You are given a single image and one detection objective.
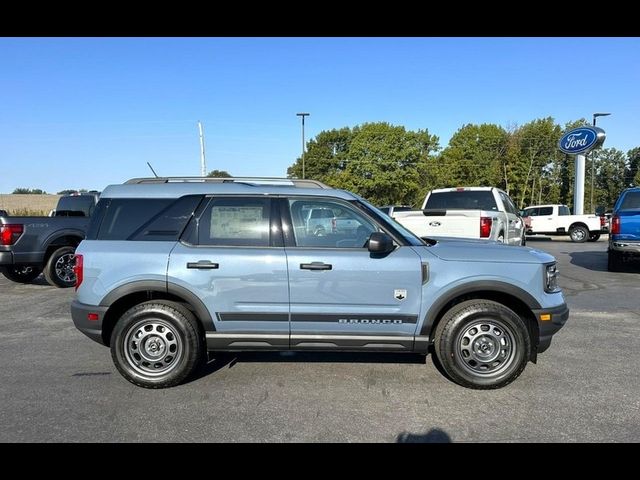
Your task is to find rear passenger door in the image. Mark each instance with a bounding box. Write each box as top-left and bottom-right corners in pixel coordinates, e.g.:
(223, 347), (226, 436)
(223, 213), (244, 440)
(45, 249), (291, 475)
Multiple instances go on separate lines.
(167, 196), (290, 350)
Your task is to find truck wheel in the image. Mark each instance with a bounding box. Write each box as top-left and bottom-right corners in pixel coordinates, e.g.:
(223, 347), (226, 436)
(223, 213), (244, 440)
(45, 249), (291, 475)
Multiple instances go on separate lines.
(587, 233), (601, 242)
(433, 299), (530, 390)
(521, 233), (526, 246)
(1, 265), (42, 283)
(111, 300), (204, 389)
(607, 250), (623, 272)
(43, 246), (77, 288)
(497, 233), (504, 243)
(569, 225), (588, 243)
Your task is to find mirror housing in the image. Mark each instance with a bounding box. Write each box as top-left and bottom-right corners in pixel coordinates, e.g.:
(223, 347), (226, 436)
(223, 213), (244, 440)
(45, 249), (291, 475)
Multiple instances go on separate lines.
(368, 232), (394, 254)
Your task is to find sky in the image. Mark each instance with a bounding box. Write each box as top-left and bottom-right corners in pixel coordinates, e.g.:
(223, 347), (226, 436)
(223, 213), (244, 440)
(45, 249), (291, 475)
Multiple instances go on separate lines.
(0, 37), (638, 193)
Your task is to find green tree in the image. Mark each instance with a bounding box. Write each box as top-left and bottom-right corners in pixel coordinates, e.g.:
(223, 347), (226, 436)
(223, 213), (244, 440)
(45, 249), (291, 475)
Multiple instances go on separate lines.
(627, 147), (640, 187)
(438, 123), (509, 190)
(12, 188), (47, 194)
(287, 127), (352, 181)
(287, 123), (438, 206)
(592, 148), (628, 209)
(206, 170), (232, 178)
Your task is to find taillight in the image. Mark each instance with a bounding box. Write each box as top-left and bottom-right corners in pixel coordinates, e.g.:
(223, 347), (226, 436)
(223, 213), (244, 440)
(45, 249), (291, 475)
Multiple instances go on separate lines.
(74, 254), (83, 290)
(611, 215), (620, 234)
(480, 217), (492, 238)
(600, 216), (606, 228)
(0, 224), (23, 245)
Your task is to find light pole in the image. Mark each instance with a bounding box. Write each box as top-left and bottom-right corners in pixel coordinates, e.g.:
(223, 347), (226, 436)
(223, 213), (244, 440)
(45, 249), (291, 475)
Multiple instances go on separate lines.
(296, 113), (309, 179)
(590, 113), (611, 211)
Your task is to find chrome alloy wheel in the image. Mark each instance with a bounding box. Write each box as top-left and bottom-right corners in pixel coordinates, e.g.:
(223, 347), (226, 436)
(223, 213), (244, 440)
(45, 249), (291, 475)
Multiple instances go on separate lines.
(124, 319), (183, 376)
(455, 320), (516, 376)
(54, 253), (76, 283)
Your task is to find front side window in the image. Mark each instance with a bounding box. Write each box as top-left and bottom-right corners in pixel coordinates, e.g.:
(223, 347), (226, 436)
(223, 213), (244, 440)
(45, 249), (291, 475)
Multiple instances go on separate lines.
(287, 198), (377, 248)
(197, 197), (271, 247)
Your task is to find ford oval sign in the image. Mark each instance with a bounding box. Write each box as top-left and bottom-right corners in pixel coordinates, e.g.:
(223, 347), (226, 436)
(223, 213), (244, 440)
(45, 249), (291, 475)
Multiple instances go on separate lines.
(558, 126), (606, 155)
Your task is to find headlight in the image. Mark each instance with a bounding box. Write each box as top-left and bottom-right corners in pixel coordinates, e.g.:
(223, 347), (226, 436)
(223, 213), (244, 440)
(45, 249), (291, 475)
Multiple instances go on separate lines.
(544, 263), (560, 293)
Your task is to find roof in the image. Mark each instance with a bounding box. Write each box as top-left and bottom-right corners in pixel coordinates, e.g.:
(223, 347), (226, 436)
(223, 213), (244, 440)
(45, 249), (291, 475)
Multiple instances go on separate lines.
(100, 177), (357, 200)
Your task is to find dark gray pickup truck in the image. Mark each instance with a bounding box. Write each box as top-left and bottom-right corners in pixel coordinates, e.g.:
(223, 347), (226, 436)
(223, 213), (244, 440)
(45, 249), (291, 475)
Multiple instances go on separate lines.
(0, 192), (99, 287)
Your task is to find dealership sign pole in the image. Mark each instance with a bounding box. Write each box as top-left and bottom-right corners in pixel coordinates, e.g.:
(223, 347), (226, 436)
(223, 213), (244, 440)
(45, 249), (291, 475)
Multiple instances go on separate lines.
(558, 126), (606, 215)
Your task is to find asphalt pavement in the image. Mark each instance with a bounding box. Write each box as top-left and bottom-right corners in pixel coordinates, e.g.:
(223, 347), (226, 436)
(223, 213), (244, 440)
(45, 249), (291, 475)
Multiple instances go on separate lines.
(0, 237), (638, 442)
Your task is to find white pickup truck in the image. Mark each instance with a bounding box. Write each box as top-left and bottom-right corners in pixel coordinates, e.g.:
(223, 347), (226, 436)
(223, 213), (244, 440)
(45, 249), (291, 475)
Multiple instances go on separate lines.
(521, 204), (605, 242)
(392, 187), (525, 245)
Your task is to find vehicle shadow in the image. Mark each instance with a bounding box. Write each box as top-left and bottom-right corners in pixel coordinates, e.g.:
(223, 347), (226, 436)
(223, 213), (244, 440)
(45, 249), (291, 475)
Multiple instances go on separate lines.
(396, 428), (452, 443)
(187, 351), (427, 384)
(525, 236), (553, 242)
(568, 251), (609, 272)
(569, 251), (640, 273)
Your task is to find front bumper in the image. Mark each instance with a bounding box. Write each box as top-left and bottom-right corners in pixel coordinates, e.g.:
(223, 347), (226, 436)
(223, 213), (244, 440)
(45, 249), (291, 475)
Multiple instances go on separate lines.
(532, 303), (569, 354)
(71, 299), (108, 345)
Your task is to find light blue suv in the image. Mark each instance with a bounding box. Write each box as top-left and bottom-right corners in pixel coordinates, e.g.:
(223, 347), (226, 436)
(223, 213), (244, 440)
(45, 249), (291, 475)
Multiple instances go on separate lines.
(71, 177), (569, 389)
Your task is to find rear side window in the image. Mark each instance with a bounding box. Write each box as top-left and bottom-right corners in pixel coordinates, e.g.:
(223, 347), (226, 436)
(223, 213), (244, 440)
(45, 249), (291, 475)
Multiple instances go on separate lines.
(558, 206), (571, 216)
(425, 191), (498, 211)
(94, 199), (173, 240)
(55, 195), (96, 217)
(196, 197), (271, 247)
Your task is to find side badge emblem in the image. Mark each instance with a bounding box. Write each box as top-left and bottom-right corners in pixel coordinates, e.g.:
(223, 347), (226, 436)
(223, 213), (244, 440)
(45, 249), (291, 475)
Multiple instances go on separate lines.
(394, 289), (407, 301)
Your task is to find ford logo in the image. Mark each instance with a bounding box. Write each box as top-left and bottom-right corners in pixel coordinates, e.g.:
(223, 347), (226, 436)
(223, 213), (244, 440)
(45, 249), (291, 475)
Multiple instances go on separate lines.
(429, 221), (441, 227)
(558, 126), (605, 155)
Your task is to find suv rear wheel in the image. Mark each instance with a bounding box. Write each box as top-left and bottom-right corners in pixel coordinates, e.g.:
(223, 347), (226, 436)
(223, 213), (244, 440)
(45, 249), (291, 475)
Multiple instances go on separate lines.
(111, 300), (204, 388)
(433, 299), (530, 389)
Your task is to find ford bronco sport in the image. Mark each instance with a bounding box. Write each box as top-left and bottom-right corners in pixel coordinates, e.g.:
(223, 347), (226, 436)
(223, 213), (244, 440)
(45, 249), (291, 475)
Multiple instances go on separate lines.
(71, 177), (568, 389)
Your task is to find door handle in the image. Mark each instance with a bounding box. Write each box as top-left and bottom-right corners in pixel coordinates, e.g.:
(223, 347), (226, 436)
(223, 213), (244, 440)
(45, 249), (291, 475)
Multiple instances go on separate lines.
(187, 261), (219, 269)
(300, 262), (332, 271)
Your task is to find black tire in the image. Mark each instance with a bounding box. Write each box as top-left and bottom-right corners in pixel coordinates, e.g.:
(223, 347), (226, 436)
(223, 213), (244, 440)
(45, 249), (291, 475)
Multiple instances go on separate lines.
(587, 233), (601, 242)
(111, 300), (204, 388)
(433, 299), (530, 390)
(607, 250), (623, 272)
(1, 265), (42, 283)
(521, 233), (526, 246)
(569, 225), (588, 243)
(497, 232), (504, 243)
(43, 246), (77, 288)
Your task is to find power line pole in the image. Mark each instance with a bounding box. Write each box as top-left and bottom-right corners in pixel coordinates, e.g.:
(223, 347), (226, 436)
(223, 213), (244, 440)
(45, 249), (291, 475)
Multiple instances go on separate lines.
(296, 113), (309, 179)
(198, 120), (207, 177)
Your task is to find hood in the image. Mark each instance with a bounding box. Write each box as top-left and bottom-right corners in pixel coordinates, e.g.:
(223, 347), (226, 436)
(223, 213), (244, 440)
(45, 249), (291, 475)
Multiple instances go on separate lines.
(422, 238), (555, 264)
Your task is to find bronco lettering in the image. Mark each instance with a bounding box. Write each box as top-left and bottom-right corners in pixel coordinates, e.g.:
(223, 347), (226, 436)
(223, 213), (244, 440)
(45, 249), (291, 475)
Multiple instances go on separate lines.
(338, 318), (403, 324)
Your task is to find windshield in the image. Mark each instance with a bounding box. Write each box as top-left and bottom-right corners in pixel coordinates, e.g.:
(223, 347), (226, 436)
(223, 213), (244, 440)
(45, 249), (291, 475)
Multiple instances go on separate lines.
(354, 197), (426, 246)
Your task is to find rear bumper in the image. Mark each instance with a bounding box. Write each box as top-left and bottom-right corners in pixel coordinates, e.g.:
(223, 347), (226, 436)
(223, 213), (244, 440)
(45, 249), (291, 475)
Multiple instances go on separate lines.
(0, 251), (12, 265)
(609, 240), (640, 255)
(0, 250), (44, 266)
(71, 299), (108, 345)
(532, 303), (569, 354)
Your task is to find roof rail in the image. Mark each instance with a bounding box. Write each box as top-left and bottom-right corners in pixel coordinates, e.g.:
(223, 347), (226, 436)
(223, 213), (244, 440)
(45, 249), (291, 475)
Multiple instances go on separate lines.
(124, 177), (330, 189)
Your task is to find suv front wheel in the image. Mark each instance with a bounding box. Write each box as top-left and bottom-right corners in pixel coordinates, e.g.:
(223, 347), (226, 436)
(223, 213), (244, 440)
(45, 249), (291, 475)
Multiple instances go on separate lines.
(433, 300), (530, 389)
(111, 300), (204, 388)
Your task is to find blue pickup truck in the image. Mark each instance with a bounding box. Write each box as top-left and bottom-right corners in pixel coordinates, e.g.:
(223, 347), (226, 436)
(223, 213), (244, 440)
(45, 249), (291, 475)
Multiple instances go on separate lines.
(608, 187), (640, 271)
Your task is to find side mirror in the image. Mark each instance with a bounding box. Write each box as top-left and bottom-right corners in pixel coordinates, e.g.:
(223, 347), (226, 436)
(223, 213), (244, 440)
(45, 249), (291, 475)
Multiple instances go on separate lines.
(368, 232), (394, 254)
